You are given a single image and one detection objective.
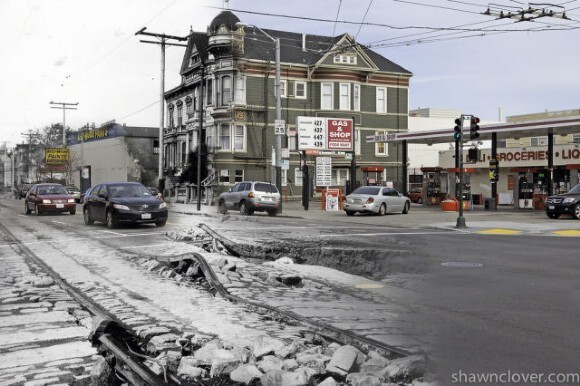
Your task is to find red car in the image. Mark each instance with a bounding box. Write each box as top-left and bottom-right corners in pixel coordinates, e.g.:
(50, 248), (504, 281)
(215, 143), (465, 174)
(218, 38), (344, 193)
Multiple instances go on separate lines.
(25, 183), (77, 216)
(406, 189), (423, 204)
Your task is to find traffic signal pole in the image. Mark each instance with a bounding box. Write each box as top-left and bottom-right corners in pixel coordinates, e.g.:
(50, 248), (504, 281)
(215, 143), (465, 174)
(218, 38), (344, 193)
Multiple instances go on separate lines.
(454, 115), (472, 229)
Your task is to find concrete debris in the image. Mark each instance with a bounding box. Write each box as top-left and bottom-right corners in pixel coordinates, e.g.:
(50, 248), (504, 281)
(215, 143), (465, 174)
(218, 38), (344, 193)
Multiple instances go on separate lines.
(275, 341), (304, 359)
(249, 335), (286, 358)
(190, 333), (216, 348)
(230, 364), (264, 384)
(345, 373), (383, 386)
(326, 345), (359, 376)
(210, 357), (244, 378)
(32, 277), (54, 288)
(177, 357), (207, 380)
(264, 256), (294, 265)
(146, 333), (180, 354)
(90, 357), (116, 384)
(257, 355), (284, 372)
(295, 352), (331, 368)
(318, 376), (339, 386)
(380, 355), (428, 383)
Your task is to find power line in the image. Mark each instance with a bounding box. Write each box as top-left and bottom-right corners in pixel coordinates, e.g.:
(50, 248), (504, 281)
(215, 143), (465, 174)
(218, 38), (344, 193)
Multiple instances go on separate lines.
(355, 0), (375, 39)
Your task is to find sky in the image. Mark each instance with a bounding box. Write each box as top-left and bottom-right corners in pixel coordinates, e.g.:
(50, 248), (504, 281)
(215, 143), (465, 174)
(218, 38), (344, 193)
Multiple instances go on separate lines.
(1, 0), (579, 147)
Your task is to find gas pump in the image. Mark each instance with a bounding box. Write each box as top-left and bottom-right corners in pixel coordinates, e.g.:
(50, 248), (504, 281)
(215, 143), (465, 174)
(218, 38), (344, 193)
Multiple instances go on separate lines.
(518, 175), (533, 209)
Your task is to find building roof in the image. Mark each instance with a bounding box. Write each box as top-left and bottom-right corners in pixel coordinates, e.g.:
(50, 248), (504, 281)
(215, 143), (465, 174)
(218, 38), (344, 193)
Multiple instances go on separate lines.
(208, 10), (240, 33)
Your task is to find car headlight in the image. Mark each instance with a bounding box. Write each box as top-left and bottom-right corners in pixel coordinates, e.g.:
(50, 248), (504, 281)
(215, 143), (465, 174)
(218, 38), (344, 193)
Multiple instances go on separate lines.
(68, 199), (75, 203)
(563, 198), (576, 203)
(159, 202), (167, 209)
(42, 199), (51, 204)
(113, 204), (130, 210)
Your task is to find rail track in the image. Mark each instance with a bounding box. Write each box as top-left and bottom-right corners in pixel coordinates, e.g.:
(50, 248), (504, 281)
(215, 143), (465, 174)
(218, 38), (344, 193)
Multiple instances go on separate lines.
(0, 201), (425, 385)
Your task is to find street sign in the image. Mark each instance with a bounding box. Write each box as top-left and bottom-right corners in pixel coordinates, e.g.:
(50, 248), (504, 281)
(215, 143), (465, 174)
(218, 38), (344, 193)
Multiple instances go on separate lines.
(297, 116), (353, 151)
(274, 119), (286, 135)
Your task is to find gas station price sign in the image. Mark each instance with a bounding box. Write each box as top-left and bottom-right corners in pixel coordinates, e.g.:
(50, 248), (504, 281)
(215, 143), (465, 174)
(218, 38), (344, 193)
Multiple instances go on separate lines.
(297, 116), (353, 151)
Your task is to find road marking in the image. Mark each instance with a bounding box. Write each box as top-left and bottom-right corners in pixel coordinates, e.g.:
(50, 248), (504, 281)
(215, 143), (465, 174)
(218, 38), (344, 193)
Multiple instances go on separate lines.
(552, 230), (580, 237)
(101, 230), (125, 236)
(52, 221), (67, 225)
(475, 228), (523, 235)
(323, 231), (454, 237)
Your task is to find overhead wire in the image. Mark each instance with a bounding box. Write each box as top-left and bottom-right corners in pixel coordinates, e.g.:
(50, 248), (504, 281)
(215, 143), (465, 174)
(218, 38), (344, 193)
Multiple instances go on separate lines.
(332, 0), (343, 37)
(355, 0), (375, 39)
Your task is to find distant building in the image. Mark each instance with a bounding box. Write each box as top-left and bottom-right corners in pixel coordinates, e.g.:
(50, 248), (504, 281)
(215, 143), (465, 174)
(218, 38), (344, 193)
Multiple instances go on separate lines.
(0, 144), (13, 189)
(67, 122), (159, 191)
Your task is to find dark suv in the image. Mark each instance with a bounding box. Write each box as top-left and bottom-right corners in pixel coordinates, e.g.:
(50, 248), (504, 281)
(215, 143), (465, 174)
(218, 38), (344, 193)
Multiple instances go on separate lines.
(217, 181), (280, 216)
(545, 183), (580, 219)
(82, 182), (168, 228)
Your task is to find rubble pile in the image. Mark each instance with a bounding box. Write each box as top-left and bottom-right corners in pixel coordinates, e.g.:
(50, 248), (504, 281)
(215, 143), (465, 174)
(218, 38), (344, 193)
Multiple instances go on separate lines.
(144, 331), (432, 385)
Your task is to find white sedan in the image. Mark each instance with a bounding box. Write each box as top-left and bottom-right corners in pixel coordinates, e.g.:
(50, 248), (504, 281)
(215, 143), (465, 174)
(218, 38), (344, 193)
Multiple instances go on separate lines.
(344, 186), (411, 216)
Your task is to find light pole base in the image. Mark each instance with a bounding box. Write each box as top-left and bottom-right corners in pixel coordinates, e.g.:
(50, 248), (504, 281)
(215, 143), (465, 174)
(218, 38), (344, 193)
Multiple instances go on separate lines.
(455, 216), (467, 229)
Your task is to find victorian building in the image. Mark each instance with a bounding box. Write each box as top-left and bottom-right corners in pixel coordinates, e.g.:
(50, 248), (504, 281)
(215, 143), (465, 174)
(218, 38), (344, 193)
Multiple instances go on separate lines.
(164, 10), (412, 201)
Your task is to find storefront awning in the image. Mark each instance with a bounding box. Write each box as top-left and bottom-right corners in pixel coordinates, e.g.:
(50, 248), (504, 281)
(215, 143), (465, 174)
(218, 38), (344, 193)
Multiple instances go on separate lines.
(361, 166), (384, 172)
(565, 164), (580, 170)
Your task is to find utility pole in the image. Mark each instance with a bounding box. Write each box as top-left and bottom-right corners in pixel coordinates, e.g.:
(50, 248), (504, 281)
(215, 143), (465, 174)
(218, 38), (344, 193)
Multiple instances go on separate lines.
(49, 101), (78, 146)
(21, 130), (41, 183)
(135, 27), (188, 192)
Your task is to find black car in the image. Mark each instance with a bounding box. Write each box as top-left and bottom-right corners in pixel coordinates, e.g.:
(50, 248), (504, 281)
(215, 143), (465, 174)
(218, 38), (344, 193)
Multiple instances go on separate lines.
(545, 183), (580, 219)
(82, 182), (168, 228)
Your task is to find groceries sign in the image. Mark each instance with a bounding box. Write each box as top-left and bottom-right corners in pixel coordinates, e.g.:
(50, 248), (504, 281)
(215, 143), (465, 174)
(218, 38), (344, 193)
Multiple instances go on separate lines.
(297, 116), (353, 151)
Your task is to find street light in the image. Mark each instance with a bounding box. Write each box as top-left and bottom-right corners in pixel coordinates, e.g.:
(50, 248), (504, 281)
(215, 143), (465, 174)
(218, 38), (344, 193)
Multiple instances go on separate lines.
(236, 22), (282, 212)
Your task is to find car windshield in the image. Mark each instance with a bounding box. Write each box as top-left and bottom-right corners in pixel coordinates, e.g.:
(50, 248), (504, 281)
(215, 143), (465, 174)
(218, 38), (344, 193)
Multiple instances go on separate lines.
(352, 186), (381, 196)
(255, 183), (278, 193)
(38, 185), (68, 195)
(568, 183), (580, 194)
(108, 184), (152, 198)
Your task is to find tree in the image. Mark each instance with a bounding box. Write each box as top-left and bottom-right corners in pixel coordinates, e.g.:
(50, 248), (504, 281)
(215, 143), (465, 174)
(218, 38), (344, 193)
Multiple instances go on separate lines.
(180, 144), (209, 185)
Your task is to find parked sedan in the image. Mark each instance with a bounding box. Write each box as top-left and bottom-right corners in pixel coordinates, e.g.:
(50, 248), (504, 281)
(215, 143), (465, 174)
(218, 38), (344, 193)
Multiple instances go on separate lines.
(545, 183), (580, 219)
(82, 182), (168, 228)
(344, 186), (411, 216)
(24, 183), (76, 216)
(65, 186), (81, 203)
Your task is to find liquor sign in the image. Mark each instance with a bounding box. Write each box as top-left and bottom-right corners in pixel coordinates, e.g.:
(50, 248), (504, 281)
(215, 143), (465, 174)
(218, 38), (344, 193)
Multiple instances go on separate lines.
(45, 148), (70, 165)
(297, 116), (353, 151)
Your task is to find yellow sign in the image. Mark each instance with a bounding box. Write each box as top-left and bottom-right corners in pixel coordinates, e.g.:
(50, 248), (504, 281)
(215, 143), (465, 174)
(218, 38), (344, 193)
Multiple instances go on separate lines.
(45, 148), (70, 165)
(77, 128), (109, 142)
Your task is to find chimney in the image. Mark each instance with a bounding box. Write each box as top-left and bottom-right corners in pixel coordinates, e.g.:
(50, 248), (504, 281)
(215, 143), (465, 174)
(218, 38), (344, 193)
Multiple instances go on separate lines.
(302, 33), (306, 51)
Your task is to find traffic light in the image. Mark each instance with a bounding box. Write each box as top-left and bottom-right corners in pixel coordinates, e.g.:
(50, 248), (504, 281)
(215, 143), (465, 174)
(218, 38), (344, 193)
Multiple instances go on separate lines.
(470, 116), (480, 140)
(467, 147), (479, 163)
(453, 118), (462, 141)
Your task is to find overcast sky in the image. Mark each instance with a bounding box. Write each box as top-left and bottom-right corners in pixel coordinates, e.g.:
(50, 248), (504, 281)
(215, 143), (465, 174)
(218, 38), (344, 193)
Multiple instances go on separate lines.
(1, 0), (579, 147)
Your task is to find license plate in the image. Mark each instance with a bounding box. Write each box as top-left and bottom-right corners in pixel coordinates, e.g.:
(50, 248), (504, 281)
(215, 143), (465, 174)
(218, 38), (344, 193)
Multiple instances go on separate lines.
(141, 213), (152, 219)
(548, 205), (555, 210)
(262, 197), (273, 202)
(56, 204), (64, 208)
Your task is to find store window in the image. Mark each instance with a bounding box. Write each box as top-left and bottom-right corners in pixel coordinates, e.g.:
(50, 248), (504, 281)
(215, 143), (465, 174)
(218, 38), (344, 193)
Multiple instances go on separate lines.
(332, 169), (349, 186)
(295, 168), (303, 186)
(531, 136), (548, 146)
(321, 83), (333, 109)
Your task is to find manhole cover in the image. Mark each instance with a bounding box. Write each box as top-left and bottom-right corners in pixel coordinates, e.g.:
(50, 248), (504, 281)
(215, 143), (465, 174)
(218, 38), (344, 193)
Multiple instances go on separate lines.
(441, 262), (484, 268)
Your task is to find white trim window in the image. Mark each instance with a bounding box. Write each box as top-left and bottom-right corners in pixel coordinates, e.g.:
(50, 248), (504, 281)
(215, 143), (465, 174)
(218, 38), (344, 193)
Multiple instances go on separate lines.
(376, 87), (387, 114)
(206, 126), (215, 149)
(279, 80), (288, 98)
(219, 169), (230, 184)
(573, 133), (580, 144)
(206, 78), (213, 105)
(281, 169), (288, 187)
(294, 168), (303, 186)
(233, 75), (246, 104)
(221, 75), (231, 106)
(375, 131), (389, 156)
(339, 83), (351, 110)
(353, 84), (360, 111)
(355, 129), (361, 155)
(295, 81), (307, 99)
(332, 168), (349, 186)
(218, 125), (230, 151)
(233, 124), (246, 152)
(531, 136), (548, 147)
(234, 169), (244, 182)
(321, 82), (333, 109)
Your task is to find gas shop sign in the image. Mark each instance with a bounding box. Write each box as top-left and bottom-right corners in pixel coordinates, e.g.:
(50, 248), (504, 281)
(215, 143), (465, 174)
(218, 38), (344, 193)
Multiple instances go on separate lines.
(45, 148), (70, 165)
(297, 117), (353, 152)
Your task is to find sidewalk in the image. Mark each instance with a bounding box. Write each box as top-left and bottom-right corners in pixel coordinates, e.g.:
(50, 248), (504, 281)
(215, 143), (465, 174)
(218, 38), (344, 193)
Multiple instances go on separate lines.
(168, 199), (580, 236)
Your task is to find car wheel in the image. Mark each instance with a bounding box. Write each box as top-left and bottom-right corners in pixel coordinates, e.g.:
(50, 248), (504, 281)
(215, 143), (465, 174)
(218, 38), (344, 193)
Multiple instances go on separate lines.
(574, 204), (580, 220)
(218, 200), (228, 214)
(403, 202), (410, 214)
(106, 210), (116, 229)
(546, 212), (560, 219)
(25, 203), (31, 215)
(267, 210), (277, 217)
(345, 210), (355, 216)
(35, 204), (42, 216)
(240, 201), (253, 216)
(378, 204), (386, 216)
(155, 219), (167, 227)
(83, 208), (94, 225)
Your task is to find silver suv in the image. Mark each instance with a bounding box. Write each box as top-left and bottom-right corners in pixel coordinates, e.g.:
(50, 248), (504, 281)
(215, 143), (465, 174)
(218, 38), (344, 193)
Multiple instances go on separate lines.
(218, 181), (280, 216)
